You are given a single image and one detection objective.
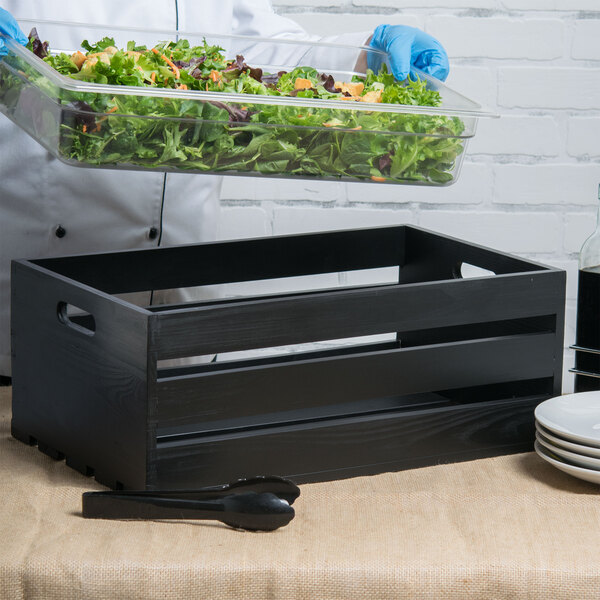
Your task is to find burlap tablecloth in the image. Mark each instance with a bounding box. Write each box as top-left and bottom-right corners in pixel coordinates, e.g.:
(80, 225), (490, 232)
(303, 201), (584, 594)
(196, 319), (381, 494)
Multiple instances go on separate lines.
(2, 385), (600, 600)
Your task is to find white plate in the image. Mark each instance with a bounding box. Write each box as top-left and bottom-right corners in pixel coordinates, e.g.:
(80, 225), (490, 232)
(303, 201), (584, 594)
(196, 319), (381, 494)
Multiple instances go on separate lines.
(535, 431), (600, 471)
(534, 391), (600, 448)
(535, 422), (600, 458)
(534, 440), (600, 485)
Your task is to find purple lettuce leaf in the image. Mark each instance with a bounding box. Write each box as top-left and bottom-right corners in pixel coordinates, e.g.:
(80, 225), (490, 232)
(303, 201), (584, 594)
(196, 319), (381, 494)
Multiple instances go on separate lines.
(175, 55), (206, 69)
(320, 74), (341, 93)
(261, 71), (286, 86)
(67, 100), (97, 129)
(210, 100), (253, 123)
(28, 28), (49, 59)
(378, 153), (392, 172)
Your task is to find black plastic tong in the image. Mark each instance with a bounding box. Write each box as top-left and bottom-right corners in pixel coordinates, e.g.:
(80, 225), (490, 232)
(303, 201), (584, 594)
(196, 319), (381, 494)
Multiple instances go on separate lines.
(82, 476), (300, 531)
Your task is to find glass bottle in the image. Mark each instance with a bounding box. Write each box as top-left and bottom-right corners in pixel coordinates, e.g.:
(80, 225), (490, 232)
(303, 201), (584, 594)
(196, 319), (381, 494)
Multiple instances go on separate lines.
(574, 184), (600, 392)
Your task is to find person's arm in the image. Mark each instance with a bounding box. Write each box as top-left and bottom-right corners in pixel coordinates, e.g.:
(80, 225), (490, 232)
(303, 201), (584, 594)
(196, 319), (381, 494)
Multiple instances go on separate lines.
(231, 0), (449, 81)
(0, 6), (28, 55)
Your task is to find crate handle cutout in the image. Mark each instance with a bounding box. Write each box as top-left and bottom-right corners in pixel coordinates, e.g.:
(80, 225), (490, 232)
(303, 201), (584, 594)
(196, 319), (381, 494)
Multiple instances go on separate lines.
(57, 302), (96, 336)
(454, 262), (496, 279)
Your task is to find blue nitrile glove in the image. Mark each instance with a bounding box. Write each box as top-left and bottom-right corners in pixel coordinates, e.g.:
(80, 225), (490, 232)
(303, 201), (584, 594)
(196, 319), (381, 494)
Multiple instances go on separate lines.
(368, 25), (449, 82)
(0, 7), (28, 56)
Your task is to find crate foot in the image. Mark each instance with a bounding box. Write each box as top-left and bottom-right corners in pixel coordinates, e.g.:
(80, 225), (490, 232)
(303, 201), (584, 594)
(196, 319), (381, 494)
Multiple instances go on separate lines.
(94, 471), (124, 490)
(65, 456), (95, 477)
(11, 424), (37, 446)
(11, 425), (65, 461)
(37, 442), (65, 461)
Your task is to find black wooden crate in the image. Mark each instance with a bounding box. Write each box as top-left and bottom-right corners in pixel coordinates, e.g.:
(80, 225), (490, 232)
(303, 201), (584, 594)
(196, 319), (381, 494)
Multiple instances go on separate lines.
(11, 225), (565, 490)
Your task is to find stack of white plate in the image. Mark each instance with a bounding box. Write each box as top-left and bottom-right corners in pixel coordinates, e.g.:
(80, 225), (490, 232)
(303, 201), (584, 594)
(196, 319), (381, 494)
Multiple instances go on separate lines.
(534, 391), (600, 485)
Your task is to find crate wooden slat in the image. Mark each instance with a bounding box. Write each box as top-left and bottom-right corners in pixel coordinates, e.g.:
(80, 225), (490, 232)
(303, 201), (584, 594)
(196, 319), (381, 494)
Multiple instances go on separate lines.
(153, 395), (544, 488)
(152, 273), (560, 360)
(156, 333), (556, 429)
(10, 225), (565, 490)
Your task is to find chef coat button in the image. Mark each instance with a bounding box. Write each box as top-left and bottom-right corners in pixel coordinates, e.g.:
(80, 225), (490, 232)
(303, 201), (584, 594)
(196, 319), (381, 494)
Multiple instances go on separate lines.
(148, 227), (159, 240)
(55, 225), (66, 238)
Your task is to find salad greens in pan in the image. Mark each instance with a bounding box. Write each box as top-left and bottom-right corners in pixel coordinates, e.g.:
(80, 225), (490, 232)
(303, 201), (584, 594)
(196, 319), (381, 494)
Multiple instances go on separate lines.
(10, 28), (466, 184)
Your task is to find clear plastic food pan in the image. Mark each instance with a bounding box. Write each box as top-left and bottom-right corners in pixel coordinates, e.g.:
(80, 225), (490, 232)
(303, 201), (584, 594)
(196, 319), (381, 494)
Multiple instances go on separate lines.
(0, 20), (495, 186)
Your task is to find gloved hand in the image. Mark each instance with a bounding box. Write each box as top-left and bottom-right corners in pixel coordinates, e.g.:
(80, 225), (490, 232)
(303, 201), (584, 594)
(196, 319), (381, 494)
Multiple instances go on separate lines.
(0, 7), (28, 56)
(368, 25), (449, 82)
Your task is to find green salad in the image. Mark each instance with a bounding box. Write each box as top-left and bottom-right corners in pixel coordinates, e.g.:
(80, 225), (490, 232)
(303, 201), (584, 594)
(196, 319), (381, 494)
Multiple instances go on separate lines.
(5, 29), (466, 184)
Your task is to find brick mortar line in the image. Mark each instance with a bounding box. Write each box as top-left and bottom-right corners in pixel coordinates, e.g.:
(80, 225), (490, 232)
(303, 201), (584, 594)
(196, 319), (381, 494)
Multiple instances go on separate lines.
(452, 59), (600, 64)
(274, 6), (600, 17)
(275, 6), (396, 15)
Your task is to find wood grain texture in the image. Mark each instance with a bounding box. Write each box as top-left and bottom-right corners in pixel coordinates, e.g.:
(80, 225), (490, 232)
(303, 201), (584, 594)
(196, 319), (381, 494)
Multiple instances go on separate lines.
(11, 261), (151, 490)
(32, 226), (406, 294)
(30, 225), (551, 294)
(156, 333), (556, 429)
(154, 396), (541, 488)
(152, 271), (562, 360)
(10, 226), (565, 491)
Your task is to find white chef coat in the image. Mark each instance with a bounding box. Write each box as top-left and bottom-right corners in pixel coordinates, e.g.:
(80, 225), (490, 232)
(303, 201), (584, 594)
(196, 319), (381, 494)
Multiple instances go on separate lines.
(0, 0), (370, 375)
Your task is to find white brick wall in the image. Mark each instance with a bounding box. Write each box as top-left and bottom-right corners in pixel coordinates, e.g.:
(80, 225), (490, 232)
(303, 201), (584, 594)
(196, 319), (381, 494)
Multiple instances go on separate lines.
(502, 0), (599, 11)
(498, 68), (600, 110)
(427, 17), (564, 60)
(572, 20), (600, 59)
(217, 2), (600, 392)
(568, 118), (600, 158)
(494, 165), (600, 206)
(469, 116), (561, 156)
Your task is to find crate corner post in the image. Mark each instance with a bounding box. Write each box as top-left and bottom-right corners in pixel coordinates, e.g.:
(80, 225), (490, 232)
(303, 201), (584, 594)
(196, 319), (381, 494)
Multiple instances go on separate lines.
(10, 258), (152, 490)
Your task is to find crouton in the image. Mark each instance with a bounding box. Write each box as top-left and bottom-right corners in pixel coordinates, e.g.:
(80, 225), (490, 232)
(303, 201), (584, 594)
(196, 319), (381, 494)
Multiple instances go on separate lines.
(86, 52), (111, 64)
(80, 56), (98, 74)
(125, 51), (142, 62)
(294, 77), (313, 90)
(360, 90), (382, 103)
(334, 81), (364, 96)
(70, 51), (86, 70)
